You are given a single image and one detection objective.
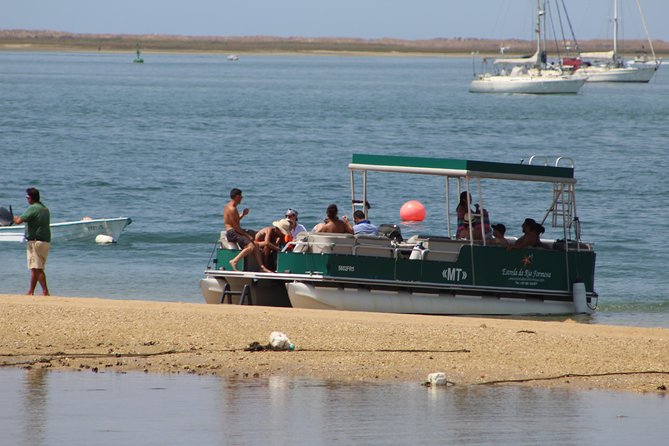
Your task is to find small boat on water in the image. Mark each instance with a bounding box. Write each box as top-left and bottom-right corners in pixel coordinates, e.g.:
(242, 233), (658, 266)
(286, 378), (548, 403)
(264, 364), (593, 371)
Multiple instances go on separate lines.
(200, 154), (598, 316)
(0, 214), (132, 243)
(227, 54), (239, 61)
(469, 0), (587, 95)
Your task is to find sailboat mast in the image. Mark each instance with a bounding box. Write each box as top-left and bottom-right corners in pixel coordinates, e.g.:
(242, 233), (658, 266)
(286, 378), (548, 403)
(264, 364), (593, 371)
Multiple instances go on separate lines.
(535, 0), (543, 55)
(613, 0), (619, 56)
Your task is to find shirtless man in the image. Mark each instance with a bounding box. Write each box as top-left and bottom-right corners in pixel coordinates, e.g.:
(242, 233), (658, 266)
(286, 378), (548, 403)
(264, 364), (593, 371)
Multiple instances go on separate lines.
(508, 218), (543, 250)
(223, 188), (271, 272)
(315, 204), (354, 234)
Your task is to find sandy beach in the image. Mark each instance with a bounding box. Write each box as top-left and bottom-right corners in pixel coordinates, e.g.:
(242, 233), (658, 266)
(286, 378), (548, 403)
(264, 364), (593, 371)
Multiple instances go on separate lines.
(1, 293), (668, 393)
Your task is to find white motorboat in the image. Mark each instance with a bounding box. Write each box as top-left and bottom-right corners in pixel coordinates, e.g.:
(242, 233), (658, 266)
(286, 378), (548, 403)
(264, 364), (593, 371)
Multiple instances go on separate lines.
(571, 0), (660, 82)
(227, 54), (239, 61)
(0, 216), (132, 243)
(470, 1), (587, 95)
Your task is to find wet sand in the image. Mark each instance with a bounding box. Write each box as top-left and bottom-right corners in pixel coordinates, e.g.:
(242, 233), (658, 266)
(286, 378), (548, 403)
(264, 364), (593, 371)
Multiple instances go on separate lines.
(1, 294), (668, 393)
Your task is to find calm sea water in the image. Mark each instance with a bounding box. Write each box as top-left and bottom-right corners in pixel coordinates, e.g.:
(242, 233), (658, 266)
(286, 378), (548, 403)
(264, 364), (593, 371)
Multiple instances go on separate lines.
(1, 368), (668, 446)
(1, 51), (669, 445)
(1, 51), (668, 328)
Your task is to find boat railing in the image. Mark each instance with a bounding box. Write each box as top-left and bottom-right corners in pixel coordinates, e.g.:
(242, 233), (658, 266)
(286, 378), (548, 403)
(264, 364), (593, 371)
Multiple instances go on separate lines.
(527, 155), (575, 169)
(278, 232), (593, 261)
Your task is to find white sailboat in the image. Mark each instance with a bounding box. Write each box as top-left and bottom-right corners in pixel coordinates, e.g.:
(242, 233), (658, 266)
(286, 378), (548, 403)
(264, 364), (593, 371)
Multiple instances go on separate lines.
(469, 0), (587, 94)
(576, 0), (660, 82)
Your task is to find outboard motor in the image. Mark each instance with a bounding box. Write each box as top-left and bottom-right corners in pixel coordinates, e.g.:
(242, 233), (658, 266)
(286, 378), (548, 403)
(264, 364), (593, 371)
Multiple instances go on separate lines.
(0, 206), (14, 226)
(378, 224), (402, 242)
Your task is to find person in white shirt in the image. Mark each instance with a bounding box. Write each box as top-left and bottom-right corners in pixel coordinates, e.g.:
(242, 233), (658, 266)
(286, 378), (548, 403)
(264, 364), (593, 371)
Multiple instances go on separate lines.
(285, 208), (308, 239)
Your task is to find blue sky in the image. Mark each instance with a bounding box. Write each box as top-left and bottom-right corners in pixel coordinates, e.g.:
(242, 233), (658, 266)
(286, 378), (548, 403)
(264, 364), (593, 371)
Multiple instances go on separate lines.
(3, 0), (668, 41)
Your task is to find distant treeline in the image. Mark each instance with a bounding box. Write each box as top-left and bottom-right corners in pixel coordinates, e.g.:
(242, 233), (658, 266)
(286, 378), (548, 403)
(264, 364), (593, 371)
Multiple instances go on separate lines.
(1, 30), (667, 56)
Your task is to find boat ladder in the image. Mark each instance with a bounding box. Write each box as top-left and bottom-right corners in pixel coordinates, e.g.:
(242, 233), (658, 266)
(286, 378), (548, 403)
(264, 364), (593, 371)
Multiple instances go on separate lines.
(550, 183), (575, 228)
(527, 156), (577, 229)
(220, 283), (253, 305)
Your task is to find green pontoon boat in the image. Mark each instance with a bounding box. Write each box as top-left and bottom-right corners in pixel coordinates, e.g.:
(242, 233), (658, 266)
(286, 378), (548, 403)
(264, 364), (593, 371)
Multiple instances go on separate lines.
(200, 154), (597, 315)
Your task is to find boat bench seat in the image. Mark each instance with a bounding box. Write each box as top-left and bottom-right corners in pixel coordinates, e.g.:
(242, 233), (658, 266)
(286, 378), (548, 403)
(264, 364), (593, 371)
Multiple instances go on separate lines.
(423, 239), (464, 262)
(290, 231), (310, 253)
(353, 234), (394, 258)
(308, 233), (357, 254)
(220, 231), (241, 250)
(405, 235), (464, 262)
(304, 233), (394, 257)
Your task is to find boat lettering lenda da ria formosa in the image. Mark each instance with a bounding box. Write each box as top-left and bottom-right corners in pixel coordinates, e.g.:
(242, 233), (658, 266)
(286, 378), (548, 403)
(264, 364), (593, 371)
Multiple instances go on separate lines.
(200, 154), (598, 316)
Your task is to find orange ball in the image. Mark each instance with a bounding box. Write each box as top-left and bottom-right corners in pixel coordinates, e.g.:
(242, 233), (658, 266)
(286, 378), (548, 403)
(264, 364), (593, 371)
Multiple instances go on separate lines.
(400, 200), (426, 222)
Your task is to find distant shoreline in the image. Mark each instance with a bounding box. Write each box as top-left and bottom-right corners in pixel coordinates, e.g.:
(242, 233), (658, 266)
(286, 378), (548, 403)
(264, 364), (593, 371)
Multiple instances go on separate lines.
(2, 30), (668, 57)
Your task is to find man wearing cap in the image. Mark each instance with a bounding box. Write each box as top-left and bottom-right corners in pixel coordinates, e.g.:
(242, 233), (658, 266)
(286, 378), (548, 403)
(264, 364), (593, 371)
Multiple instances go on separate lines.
(254, 218), (292, 271)
(13, 187), (51, 296)
(489, 223), (509, 247)
(285, 209), (307, 239)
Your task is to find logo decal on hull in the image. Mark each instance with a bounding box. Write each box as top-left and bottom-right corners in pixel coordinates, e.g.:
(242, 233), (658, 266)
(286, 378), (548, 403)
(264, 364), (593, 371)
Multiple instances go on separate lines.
(521, 254), (533, 266)
(442, 268), (467, 281)
(501, 254), (552, 287)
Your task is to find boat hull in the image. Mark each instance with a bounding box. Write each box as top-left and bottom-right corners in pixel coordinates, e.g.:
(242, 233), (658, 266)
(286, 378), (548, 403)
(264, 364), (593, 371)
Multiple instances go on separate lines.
(202, 242), (597, 316)
(469, 76), (586, 94)
(580, 64), (659, 82)
(0, 217), (132, 243)
(199, 275), (291, 306)
(286, 282), (585, 315)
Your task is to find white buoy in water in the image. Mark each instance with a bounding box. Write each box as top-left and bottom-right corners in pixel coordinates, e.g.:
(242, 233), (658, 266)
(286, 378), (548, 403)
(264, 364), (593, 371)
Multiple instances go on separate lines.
(95, 234), (114, 244)
(427, 372), (448, 386)
(572, 281), (587, 313)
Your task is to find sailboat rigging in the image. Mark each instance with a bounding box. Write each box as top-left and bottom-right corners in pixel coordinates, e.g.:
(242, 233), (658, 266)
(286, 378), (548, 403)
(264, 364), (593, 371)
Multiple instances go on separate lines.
(570, 0), (660, 82)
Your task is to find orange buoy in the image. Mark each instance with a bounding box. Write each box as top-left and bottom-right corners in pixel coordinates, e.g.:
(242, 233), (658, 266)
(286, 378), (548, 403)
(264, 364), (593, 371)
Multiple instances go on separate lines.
(400, 200), (426, 222)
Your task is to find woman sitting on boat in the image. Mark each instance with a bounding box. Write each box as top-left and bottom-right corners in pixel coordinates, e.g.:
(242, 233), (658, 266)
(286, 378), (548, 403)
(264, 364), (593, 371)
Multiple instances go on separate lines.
(472, 205), (492, 240)
(508, 218), (545, 250)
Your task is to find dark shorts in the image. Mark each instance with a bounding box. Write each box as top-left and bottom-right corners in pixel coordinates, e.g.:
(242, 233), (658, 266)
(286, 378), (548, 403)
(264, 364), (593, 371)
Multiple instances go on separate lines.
(226, 229), (252, 248)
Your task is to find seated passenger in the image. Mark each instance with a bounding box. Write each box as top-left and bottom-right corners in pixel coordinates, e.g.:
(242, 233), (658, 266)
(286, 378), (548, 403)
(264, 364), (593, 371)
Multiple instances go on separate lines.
(255, 218), (293, 271)
(472, 205), (492, 240)
(224, 188), (271, 272)
(315, 204), (353, 234)
(488, 223), (509, 247)
(508, 218), (543, 250)
(285, 208), (308, 239)
(352, 210), (379, 236)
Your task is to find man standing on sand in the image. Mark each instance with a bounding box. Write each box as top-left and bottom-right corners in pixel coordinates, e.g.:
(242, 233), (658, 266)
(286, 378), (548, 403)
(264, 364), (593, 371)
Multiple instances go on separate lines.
(223, 188), (271, 272)
(13, 187), (51, 296)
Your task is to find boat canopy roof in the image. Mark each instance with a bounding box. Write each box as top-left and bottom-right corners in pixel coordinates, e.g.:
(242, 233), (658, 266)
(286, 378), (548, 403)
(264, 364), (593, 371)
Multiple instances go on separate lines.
(349, 154), (576, 184)
(580, 50), (615, 60)
(493, 51), (539, 66)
